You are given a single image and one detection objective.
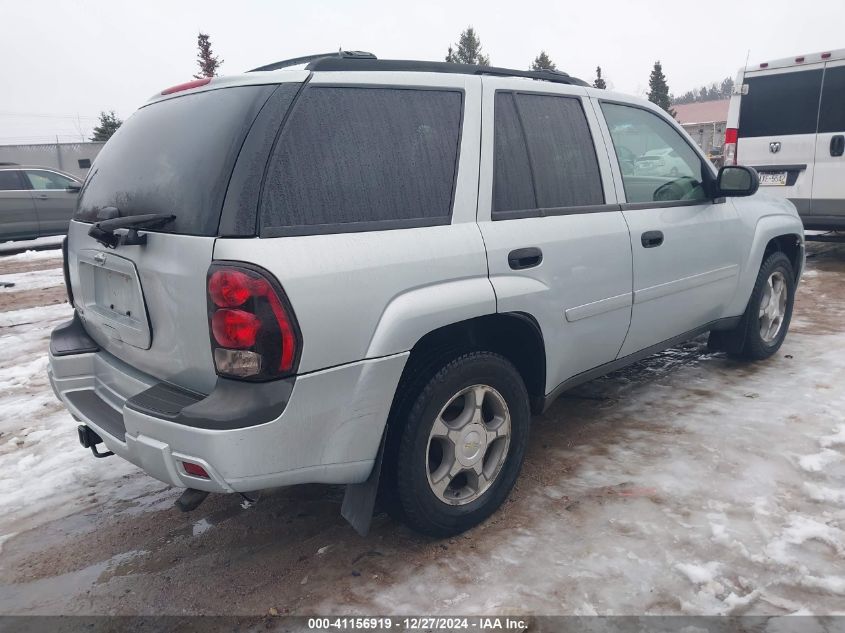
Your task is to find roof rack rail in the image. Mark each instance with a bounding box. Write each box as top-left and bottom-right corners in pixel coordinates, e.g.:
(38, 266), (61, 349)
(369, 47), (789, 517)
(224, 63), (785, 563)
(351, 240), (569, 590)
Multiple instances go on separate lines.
(301, 57), (588, 86)
(249, 50), (376, 73)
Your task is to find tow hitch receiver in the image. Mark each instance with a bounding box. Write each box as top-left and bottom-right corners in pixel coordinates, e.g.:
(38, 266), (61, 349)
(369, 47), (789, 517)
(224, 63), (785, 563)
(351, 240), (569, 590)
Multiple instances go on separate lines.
(77, 425), (114, 458)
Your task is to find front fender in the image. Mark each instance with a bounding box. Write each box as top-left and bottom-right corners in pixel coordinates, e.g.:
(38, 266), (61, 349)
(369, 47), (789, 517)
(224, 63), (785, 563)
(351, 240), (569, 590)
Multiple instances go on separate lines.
(724, 198), (804, 317)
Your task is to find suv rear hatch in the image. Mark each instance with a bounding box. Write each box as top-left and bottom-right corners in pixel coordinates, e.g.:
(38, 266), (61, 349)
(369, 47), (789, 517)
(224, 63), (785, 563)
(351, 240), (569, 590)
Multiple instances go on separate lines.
(67, 81), (288, 394)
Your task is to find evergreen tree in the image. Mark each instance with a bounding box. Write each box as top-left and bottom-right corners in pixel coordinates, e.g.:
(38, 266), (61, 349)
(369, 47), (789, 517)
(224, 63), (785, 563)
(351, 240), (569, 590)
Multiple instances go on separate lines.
(593, 66), (607, 89)
(647, 60), (675, 117)
(445, 27), (490, 65)
(194, 32), (223, 78)
(90, 111), (122, 142)
(530, 51), (556, 71)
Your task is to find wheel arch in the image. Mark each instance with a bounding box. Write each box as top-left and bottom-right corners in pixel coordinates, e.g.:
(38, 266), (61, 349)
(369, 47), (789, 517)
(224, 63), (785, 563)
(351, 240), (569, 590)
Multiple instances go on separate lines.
(388, 312), (547, 425)
(726, 214), (804, 317)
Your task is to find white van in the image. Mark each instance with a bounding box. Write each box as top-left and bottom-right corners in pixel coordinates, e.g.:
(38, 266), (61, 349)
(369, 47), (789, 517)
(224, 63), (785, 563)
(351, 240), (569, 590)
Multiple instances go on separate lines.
(725, 49), (845, 230)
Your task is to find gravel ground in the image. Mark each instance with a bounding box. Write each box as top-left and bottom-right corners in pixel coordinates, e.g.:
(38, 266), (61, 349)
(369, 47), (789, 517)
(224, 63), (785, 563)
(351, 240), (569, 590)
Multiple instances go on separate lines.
(0, 241), (843, 618)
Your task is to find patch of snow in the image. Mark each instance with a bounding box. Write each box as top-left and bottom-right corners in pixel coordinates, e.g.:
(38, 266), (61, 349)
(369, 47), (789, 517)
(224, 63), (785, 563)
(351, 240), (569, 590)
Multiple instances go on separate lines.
(675, 562), (721, 585)
(803, 483), (845, 504)
(0, 236), (63, 256)
(798, 449), (843, 472)
(192, 518), (212, 537)
(0, 267), (65, 292)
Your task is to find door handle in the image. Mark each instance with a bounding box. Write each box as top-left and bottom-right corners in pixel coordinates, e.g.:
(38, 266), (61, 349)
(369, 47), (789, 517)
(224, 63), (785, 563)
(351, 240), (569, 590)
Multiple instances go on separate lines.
(36, 194), (49, 200)
(508, 247), (543, 270)
(831, 135), (845, 157)
(641, 230), (664, 248)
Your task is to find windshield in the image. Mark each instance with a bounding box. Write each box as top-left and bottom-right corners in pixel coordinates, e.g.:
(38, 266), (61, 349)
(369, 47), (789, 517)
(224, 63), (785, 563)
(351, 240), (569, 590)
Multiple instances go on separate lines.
(74, 85), (276, 236)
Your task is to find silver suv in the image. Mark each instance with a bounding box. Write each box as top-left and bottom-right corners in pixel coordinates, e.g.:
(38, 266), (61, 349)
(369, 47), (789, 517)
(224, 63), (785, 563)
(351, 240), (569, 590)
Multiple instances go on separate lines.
(48, 53), (804, 537)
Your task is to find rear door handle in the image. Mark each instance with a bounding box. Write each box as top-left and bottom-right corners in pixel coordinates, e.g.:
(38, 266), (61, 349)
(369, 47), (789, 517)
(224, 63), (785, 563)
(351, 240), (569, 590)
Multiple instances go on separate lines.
(508, 247), (543, 270)
(831, 135), (844, 157)
(36, 194), (49, 200)
(641, 230), (664, 248)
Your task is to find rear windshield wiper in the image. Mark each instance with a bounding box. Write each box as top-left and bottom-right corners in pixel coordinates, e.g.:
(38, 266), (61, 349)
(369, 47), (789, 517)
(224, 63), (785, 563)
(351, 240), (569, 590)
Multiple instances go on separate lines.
(88, 213), (176, 249)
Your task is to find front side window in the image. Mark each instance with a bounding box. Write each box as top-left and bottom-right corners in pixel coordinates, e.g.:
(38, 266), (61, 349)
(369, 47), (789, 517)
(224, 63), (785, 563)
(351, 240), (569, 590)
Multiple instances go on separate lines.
(260, 86), (463, 233)
(493, 92), (604, 217)
(24, 169), (75, 190)
(0, 170), (23, 191)
(601, 103), (708, 204)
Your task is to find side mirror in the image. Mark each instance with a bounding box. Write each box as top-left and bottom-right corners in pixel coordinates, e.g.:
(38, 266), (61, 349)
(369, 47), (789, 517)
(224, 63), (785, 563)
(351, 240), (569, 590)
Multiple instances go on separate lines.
(716, 165), (759, 197)
(65, 182), (82, 193)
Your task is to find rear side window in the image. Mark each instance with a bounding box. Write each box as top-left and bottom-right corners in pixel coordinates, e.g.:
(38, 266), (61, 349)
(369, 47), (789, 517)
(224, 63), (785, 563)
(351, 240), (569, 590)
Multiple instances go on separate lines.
(75, 85), (276, 235)
(740, 70), (823, 137)
(819, 65), (845, 133)
(0, 170), (23, 191)
(260, 87), (463, 235)
(493, 92), (604, 218)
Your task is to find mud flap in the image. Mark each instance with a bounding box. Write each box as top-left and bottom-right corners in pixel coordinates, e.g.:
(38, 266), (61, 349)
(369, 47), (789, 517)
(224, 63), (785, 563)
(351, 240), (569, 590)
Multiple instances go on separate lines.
(341, 433), (386, 537)
(707, 312), (748, 355)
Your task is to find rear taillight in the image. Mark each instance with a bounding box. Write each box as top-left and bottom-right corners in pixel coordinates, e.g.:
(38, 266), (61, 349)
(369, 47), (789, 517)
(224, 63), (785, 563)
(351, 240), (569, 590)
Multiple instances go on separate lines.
(207, 263), (301, 381)
(724, 128), (739, 166)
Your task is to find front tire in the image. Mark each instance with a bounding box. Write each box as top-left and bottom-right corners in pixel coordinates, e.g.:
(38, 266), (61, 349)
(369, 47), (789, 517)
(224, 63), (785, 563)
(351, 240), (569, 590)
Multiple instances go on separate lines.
(731, 251), (796, 360)
(392, 352), (530, 537)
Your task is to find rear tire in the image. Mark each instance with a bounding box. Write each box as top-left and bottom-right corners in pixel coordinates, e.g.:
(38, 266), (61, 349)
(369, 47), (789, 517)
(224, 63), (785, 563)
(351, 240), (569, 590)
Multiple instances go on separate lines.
(729, 251), (796, 360)
(389, 352), (530, 537)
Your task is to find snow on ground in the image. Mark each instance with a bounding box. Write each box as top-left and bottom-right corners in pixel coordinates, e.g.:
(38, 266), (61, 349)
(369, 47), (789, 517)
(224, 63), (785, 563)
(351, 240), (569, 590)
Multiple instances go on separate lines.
(306, 258), (845, 616)
(0, 237), (63, 256)
(0, 295), (157, 541)
(0, 245), (843, 616)
(0, 267), (65, 292)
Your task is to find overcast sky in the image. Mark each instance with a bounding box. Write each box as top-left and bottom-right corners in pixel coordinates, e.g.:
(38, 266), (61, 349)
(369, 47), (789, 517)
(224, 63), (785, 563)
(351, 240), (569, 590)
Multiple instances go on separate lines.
(1, 0), (842, 144)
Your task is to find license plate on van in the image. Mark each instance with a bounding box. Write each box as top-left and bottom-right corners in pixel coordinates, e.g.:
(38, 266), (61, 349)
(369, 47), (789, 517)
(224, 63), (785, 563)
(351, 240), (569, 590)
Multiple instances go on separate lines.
(759, 172), (787, 186)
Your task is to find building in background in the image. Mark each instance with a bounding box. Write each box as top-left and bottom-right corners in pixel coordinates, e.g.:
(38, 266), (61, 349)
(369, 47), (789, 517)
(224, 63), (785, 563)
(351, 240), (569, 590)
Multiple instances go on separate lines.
(673, 99), (730, 163)
(0, 142), (104, 179)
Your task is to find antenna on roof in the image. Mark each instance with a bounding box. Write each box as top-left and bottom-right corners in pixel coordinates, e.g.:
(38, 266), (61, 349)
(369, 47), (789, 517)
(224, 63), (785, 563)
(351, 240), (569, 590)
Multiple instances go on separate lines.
(248, 51), (377, 72)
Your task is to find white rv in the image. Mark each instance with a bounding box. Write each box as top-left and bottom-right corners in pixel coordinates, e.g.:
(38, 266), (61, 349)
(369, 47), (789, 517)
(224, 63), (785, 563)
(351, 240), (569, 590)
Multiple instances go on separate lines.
(726, 49), (845, 230)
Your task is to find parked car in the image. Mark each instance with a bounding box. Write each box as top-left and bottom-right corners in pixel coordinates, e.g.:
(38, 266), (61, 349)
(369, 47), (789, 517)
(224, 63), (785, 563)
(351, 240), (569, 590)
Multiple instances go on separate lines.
(725, 48), (845, 230)
(0, 166), (81, 242)
(48, 53), (804, 537)
(634, 147), (694, 178)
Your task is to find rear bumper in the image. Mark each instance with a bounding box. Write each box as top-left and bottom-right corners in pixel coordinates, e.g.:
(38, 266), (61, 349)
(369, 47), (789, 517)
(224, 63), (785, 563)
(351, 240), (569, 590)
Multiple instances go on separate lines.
(48, 314), (407, 493)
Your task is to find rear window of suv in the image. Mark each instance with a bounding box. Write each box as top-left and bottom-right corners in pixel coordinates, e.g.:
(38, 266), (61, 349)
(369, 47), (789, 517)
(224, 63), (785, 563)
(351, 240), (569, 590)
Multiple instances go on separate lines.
(259, 86), (463, 236)
(74, 85), (277, 235)
(739, 69), (823, 138)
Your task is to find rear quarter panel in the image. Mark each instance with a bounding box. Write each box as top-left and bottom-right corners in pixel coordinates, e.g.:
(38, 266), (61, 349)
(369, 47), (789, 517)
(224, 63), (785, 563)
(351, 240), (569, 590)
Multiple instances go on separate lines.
(213, 72), (494, 374)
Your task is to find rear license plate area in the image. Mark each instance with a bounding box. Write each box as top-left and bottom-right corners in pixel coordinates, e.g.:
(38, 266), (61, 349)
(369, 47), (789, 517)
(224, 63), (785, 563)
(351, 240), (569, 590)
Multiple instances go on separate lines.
(759, 171), (787, 186)
(76, 250), (151, 349)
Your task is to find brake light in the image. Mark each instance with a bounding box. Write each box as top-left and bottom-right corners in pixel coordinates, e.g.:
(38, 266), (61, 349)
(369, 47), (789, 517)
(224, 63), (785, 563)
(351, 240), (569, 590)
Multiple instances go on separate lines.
(724, 128), (739, 166)
(161, 77), (211, 95)
(207, 263), (300, 380)
(212, 309), (261, 348)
